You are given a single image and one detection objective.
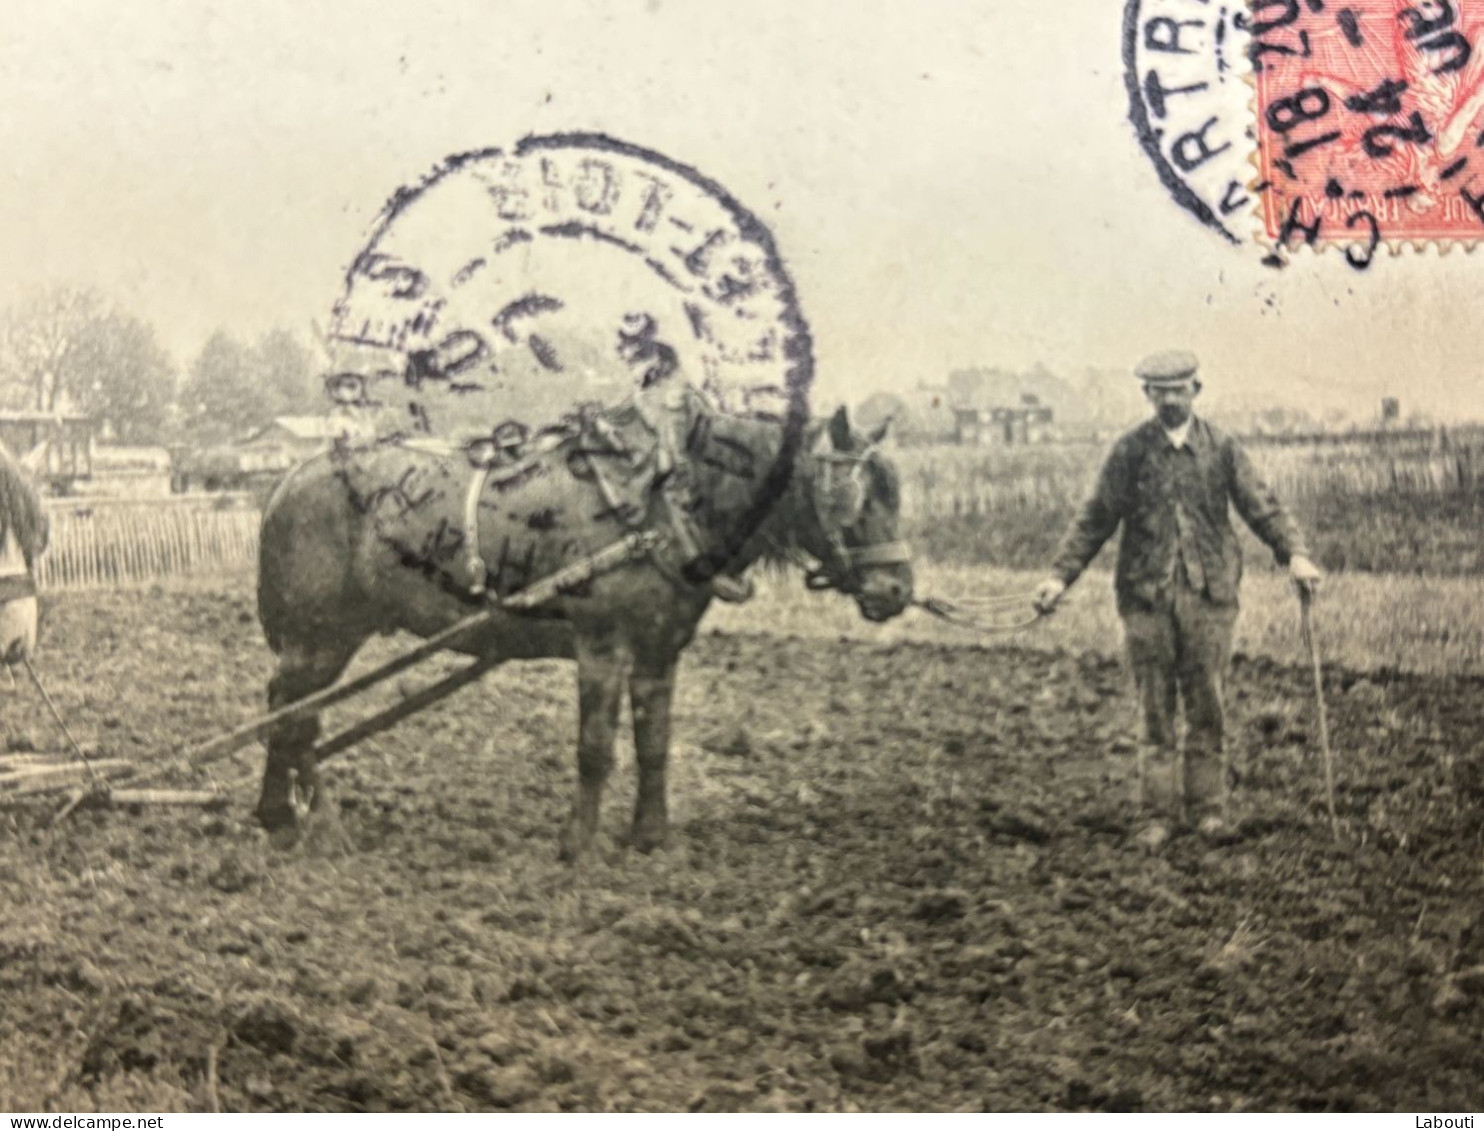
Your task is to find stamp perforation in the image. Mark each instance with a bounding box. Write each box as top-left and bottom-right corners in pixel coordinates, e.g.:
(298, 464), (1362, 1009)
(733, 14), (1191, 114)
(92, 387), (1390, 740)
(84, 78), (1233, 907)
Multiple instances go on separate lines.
(1246, 0), (1484, 257)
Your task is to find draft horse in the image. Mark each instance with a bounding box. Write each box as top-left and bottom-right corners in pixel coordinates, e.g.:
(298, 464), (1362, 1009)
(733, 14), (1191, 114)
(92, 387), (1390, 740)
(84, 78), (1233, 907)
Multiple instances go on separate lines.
(254, 393), (913, 858)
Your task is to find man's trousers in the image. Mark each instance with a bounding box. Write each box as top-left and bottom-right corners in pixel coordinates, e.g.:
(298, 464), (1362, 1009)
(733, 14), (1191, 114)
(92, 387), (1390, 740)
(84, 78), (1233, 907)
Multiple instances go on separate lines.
(1121, 584), (1239, 817)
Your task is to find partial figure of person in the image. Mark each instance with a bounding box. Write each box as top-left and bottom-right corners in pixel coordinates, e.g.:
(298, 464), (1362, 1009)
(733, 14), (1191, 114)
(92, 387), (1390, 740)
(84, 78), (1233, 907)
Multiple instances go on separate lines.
(1032, 350), (1322, 836)
(0, 445), (48, 670)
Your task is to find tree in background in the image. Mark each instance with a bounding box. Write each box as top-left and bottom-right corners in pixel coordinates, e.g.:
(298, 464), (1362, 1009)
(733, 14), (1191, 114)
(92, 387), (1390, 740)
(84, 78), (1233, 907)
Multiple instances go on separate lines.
(0, 285), (177, 444)
(180, 332), (261, 444)
(253, 327), (321, 417)
(0, 286), (327, 447)
(72, 312), (176, 444)
(179, 328), (322, 443)
(0, 285), (107, 413)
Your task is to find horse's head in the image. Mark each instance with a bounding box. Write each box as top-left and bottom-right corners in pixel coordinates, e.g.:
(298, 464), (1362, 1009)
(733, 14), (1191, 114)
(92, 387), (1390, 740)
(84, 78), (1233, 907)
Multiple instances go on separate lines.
(791, 407), (914, 623)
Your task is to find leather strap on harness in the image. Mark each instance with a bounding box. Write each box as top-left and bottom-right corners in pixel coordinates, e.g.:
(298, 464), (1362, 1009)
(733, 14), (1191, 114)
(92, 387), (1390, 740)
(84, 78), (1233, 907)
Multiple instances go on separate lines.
(847, 542), (912, 568)
(0, 574), (37, 603)
(462, 465), (493, 596)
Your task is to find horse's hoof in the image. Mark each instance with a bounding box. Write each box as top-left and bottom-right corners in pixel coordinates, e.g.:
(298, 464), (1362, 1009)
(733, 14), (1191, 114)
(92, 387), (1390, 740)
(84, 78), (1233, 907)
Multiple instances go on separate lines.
(267, 823), (304, 851)
(557, 826), (593, 864)
(255, 801), (297, 833)
(630, 822), (668, 855)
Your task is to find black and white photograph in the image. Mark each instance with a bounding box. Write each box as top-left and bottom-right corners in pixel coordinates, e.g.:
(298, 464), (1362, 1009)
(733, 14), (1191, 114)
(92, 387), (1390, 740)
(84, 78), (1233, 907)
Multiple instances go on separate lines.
(1, 0), (1482, 1115)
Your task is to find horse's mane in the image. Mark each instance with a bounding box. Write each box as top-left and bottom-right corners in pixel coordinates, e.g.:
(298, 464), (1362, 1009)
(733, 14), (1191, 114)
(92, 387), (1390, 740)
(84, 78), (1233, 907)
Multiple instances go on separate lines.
(748, 417), (822, 571)
(0, 443), (46, 567)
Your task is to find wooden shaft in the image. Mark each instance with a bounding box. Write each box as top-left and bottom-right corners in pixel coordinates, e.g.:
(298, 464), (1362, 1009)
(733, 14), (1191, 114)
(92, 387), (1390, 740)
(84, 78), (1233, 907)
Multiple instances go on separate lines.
(184, 607), (501, 767)
(308, 656), (500, 767)
(181, 528), (658, 769)
(105, 789), (224, 806)
(0, 759), (133, 794)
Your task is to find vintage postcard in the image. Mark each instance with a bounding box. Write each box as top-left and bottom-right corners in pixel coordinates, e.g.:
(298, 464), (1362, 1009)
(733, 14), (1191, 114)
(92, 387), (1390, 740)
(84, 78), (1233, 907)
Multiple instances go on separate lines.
(0, 0), (1480, 1115)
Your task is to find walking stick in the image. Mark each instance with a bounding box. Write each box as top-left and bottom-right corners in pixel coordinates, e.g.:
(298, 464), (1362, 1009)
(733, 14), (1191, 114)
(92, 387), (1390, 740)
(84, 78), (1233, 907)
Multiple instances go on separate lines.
(1299, 585), (1337, 835)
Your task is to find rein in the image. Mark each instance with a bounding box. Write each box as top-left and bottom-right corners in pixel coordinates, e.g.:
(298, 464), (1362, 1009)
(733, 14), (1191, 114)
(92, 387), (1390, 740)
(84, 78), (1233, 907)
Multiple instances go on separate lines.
(912, 593), (1047, 635)
(798, 439), (1045, 635)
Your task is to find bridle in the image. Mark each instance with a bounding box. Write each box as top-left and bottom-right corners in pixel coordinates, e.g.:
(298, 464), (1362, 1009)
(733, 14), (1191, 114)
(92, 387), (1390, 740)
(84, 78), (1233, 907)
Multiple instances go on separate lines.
(804, 446), (1046, 633)
(796, 446), (911, 596)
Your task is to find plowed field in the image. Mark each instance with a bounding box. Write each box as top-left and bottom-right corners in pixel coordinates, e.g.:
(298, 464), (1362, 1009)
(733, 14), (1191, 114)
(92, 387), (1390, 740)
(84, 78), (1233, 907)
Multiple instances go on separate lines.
(2, 582), (1481, 1112)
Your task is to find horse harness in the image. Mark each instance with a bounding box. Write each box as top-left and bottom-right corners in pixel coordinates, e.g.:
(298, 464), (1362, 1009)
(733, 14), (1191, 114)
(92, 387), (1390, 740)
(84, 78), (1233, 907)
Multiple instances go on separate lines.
(0, 574), (36, 603)
(451, 404), (908, 606)
(789, 446), (911, 598)
(449, 401), (726, 603)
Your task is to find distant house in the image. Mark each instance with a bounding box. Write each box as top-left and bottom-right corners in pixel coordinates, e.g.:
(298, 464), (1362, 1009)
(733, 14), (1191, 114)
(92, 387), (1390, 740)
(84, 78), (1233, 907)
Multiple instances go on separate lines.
(232, 415), (367, 470)
(953, 396), (1055, 446)
(855, 387), (957, 446)
(89, 445), (174, 499)
(0, 411), (96, 492)
(240, 415), (354, 451)
(900, 387), (958, 444)
(948, 364), (1135, 441)
(172, 415), (361, 493)
(856, 383), (1068, 446)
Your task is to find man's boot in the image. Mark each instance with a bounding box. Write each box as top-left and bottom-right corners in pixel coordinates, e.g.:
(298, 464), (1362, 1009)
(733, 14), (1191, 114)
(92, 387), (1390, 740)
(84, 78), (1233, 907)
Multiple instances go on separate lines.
(1184, 743), (1229, 837)
(1136, 745), (1178, 810)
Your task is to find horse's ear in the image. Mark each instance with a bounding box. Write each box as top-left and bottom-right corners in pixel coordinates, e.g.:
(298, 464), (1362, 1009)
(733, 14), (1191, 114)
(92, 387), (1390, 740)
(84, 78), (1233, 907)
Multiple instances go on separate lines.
(828, 406), (852, 451)
(867, 414), (893, 445)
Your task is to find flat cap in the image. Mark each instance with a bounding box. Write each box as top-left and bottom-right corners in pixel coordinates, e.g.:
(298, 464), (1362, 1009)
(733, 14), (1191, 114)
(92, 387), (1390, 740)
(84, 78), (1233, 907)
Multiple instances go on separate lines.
(1134, 349), (1200, 385)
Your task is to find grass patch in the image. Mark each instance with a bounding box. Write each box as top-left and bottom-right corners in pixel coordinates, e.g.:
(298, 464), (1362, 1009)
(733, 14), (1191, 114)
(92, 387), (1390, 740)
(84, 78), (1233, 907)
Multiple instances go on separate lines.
(707, 564), (1484, 677)
(894, 437), (1484, 577)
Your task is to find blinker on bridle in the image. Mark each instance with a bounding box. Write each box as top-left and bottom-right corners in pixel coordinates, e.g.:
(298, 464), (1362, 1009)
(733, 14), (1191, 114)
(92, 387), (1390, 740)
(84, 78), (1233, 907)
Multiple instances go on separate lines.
(802, 445), (911, 594)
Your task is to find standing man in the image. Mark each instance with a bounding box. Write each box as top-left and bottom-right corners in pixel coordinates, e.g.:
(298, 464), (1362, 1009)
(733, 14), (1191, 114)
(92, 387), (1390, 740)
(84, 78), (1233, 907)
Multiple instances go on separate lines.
(1033, 351), (1321, 833)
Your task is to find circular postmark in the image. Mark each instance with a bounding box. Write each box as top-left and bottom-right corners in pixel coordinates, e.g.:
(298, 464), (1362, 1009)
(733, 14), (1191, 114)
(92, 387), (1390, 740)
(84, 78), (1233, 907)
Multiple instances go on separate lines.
(1124, 0), (1255, 246)
(321, 134), (814, 596)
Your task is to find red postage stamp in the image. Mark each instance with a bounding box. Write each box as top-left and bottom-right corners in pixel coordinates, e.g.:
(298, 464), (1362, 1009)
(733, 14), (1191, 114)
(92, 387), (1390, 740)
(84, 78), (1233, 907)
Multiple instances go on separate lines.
(1253, 0), (1484, 259)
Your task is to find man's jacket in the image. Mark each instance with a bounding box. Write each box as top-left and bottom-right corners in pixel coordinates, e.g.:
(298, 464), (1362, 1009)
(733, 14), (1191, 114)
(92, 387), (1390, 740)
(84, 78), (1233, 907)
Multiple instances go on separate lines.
(1051, 416), (1308, 613)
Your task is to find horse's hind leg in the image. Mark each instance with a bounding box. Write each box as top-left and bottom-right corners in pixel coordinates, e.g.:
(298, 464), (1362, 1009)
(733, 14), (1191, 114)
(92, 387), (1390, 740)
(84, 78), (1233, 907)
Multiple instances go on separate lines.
(255, 641), (361, 836)
(559, 629), (629, 862)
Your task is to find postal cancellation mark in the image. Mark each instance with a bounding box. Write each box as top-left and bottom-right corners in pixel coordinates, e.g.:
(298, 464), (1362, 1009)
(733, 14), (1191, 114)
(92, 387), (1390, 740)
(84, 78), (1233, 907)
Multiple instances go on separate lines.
(1125, 0), (1255, 244)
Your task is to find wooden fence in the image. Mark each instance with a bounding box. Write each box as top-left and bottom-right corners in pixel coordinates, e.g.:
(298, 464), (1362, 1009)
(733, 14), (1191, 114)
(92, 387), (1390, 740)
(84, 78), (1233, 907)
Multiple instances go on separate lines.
(893, 431), (1484, 518)
(35, 496), (259, 591)
(21, 429), (1484, 588)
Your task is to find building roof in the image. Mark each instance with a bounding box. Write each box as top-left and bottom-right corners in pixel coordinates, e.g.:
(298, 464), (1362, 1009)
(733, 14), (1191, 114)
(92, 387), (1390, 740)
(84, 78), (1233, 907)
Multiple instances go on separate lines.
(242, 416), (348, 444)
(94, 445), (173, 472)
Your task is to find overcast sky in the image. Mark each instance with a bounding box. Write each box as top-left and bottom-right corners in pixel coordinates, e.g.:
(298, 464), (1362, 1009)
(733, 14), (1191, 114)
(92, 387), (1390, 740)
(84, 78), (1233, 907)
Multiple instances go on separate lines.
(2, 0), (1480, 421)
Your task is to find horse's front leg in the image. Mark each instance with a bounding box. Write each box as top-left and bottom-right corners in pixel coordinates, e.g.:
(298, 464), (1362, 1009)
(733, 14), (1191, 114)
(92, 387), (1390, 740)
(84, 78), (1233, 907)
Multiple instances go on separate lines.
(630, 649), (678, 854)
(559, 631), (629, 862)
